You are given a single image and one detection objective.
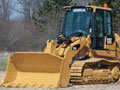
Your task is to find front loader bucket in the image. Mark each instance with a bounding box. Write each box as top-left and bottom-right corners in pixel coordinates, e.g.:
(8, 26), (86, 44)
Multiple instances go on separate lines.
(0, 52), (67, 88)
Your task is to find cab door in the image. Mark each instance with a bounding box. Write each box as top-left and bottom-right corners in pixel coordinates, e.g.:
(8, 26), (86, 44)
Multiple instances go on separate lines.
(92, 9), (114, 50)
(95, 9), (105, 49)
(91, 9), (116, 59)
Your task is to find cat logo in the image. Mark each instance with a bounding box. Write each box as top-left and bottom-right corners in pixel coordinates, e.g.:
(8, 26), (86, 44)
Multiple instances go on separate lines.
(107, 38), (112, 45)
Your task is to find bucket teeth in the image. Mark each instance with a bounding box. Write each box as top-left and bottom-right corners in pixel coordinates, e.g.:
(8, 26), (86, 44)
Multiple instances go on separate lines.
(47, 84), (53, 88)
(0, 82), (3, 86)
(32, 84), (40, 88)
(3, 84), (8, 87)
(34, 84), (41, 88)
(4, 82), (12, 87)
(1, 83), (58, 88)
(38, 84), (43, 88)
(40, 84), (50, 88)
(51, 85), (58, 88)
(4, 84), (8, 87)
(46, 85), (51, 88)
(20, 84), (27, 87)
(12, 83), (18, 87)
(31, 84), (35, 87)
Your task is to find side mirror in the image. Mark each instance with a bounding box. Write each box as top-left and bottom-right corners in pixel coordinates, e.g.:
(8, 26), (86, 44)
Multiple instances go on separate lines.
(59, 17), (64, 34)
(111, 9), (116, 17)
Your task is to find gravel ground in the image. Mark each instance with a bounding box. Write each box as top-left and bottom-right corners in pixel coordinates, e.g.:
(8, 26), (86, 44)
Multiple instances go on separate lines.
(0, 71), (120, 90)
(0, 52), (120, 90)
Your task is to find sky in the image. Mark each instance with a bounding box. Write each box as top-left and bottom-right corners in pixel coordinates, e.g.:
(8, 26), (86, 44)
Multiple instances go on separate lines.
(10, 0), (24, 20)
(9, 0), (91, 20)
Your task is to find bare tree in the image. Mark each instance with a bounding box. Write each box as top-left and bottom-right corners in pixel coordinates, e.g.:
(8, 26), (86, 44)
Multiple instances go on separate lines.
(17, 0), (43, 21)
(0, 0), (13, 22)
(0, 0), (14, 51)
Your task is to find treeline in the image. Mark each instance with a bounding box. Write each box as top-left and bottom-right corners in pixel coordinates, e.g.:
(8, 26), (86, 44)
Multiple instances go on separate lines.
(0, 0), (44, 51)
(91, 0), (120, 32)
(0, 0), (74, 51)
(0, 0), (120, 52)
(0, 0), (88, 52)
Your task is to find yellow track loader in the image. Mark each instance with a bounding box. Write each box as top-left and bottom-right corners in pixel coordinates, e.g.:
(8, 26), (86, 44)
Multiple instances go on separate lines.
(1, 5), (120, 88)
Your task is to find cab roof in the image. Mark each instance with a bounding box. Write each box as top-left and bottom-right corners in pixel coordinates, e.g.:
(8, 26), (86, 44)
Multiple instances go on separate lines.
(87, 6), (111, 11)
(64, 5), (112, 12)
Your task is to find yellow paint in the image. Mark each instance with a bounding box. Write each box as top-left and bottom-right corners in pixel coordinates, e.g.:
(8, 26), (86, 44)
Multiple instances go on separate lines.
(0, 52), (64, 88)
(87, 6), (111, 11)
(64, 5), (112, 12)
(91, 50), (116, 59)
(0, 36), (89, 88)
(64, 6), (72, 9)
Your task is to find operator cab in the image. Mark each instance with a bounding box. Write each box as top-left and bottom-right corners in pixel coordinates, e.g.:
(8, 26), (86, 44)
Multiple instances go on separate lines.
(63, 6), (114, 50)
(63, 6), (93, 37)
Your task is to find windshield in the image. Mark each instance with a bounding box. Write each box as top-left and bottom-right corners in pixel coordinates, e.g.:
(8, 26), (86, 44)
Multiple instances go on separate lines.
(63, 8), (93, 37)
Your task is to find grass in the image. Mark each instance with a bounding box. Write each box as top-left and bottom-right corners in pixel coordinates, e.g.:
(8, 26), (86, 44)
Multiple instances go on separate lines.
(0, 55), (8, 71)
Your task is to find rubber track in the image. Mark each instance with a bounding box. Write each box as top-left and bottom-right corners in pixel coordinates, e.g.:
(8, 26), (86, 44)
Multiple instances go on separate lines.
(70, 58), (120, 84)
(70, 61), (85, 84)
